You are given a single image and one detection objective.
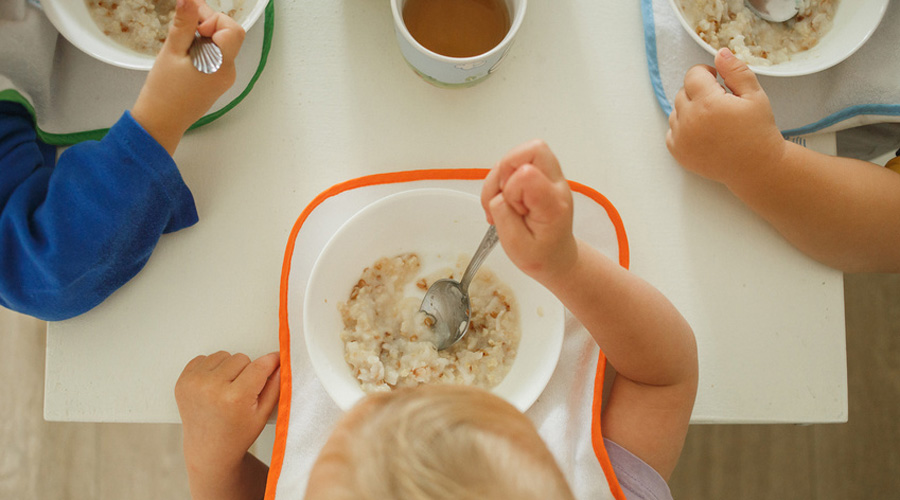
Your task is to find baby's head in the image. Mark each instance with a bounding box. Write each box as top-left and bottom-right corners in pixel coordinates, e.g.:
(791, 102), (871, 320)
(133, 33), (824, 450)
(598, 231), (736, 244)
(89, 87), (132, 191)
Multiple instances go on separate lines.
(304, 385), (575, 500)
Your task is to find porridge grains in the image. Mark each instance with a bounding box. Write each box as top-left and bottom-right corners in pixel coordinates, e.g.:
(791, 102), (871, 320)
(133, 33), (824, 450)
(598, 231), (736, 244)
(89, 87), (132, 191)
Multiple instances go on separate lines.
(85, 0), (245, 55)
(86, 0), (177, 55)
(339, 253), (521, 393)
(681, 0), (838, 65)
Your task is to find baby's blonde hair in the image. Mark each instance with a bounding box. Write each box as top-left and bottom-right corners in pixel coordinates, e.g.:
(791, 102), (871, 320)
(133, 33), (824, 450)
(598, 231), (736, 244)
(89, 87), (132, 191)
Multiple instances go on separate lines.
(318, 385), (575, 500)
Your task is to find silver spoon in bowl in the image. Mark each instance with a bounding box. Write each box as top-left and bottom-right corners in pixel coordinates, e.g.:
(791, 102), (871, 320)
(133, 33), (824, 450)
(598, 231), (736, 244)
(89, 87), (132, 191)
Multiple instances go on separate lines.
(420, 225), (499, 351)
(745, 0), (800, 23)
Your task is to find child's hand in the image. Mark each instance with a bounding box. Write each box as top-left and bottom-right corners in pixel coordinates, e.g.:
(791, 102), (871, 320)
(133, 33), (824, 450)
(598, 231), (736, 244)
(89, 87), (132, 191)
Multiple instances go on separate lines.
(481, 140), (577, 283)
(175, 351), (280, 479)
(666, 48), (786, 185)
(132, 0), (246, 155)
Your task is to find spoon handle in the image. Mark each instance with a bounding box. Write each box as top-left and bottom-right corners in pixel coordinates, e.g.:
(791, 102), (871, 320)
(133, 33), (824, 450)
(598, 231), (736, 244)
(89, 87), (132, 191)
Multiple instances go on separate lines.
(459, 225), (499, 293)
(190, 32), (223, 74)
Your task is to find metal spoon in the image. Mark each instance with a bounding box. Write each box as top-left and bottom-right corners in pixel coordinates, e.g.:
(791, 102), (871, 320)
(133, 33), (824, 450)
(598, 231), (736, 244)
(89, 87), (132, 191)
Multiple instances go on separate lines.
(189, 32), (223, 74)
(420, 225), (499, 351)
(744, 0), (800, 23)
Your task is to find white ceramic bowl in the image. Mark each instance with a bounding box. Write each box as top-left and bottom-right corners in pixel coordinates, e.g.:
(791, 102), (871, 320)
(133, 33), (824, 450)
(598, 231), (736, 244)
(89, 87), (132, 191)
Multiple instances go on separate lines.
(41, 0), (266, 71)
(304, 188), (565, 413)
(668, 0), (889, 77)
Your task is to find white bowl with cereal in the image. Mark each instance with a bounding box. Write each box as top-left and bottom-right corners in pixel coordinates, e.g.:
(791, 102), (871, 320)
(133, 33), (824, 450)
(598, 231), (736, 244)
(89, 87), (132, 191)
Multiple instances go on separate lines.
(668, 0), (889, 76)
(304, 188), (566, 412)
(41, 0), (266, 71)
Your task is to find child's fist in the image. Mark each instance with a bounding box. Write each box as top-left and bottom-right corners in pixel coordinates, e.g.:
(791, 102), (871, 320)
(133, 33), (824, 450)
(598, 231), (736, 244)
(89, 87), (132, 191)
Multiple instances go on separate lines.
(666, 48), (786, 185)
(175, 351), (280, 472)
(481, 140), (577, 282)
(132, 0), (246, 154)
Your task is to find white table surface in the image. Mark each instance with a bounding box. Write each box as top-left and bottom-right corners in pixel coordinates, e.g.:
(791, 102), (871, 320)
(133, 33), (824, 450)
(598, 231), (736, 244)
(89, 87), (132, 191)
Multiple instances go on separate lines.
(44, 0), (847, 424)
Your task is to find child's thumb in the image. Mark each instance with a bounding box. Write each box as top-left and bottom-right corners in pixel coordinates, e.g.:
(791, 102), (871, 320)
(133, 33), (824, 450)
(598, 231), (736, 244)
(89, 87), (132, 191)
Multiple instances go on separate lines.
(714, 47), (762, 97)
(165, 0), (200, 54)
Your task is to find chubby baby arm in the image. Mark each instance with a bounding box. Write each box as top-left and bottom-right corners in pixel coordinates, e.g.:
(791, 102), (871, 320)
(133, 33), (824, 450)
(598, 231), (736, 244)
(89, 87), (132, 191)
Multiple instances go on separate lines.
(175, 351), (280, 500)
(669, 48), (900, 272)
(483, 141), (697, 480)
(132, 0), (246, 155)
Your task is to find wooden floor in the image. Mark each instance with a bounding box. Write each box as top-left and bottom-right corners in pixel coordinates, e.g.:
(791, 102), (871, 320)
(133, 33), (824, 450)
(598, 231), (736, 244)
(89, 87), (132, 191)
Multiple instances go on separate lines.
(1, 273), (897, 499)
(670, 273), (900, 499)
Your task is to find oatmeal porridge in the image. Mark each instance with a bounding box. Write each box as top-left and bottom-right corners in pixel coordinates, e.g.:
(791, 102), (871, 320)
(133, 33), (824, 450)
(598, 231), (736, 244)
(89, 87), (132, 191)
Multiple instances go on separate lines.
(85, 0), (243, 55)
(339, 253), (520, 393)
(679, 0), (838, 65)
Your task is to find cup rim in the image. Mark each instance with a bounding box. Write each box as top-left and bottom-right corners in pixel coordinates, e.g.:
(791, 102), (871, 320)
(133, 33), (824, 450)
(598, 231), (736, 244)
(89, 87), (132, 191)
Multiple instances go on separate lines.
(390, 0), (528, 63)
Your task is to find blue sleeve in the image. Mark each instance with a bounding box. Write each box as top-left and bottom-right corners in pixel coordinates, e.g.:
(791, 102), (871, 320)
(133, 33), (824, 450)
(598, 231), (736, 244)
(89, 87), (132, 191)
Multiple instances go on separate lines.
(0, 102), (199, 321)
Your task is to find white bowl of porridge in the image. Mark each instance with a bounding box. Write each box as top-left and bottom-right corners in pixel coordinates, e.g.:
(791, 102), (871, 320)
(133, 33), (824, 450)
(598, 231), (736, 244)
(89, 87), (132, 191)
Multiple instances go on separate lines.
(304, 188), (566, 413)
(41, 0), (266, 70)
(669, 0), (889, 76)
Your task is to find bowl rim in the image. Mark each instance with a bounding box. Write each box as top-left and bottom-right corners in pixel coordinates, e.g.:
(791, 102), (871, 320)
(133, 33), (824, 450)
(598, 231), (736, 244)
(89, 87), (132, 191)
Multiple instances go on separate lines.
(302, 187), (566, 413)
(665, 0), (890, 77)
(40, 0), (267, 71)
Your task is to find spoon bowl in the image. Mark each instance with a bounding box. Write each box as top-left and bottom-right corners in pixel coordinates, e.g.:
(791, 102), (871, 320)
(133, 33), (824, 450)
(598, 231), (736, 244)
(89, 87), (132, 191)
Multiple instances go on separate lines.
(420, 225), (499, 350)
(419, 279), (469, 350)
(744, 0), (799, 23)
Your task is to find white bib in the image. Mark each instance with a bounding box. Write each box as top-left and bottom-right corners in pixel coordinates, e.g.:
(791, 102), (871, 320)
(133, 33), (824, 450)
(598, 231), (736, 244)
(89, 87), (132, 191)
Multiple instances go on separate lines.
(265, 170), (630, 500)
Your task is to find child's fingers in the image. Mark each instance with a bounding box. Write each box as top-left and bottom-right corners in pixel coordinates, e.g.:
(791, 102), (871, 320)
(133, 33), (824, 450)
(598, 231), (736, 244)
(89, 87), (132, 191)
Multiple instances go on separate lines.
(217, 352), (253, 381)
(163, 0), (201, 55)
(714, 47), (763, 98)
(175, 354), (214, 400)
(196, 0), (216, 20)
(496, 140), (564, 185)
(197, 9), (239, 36)
(197, 15), (217, 36)
(257, 367), (281, 416)
(195, 13), (245, 62)
(213, 25), (246, 63)
(674, 88), (688, 113)
(503, 164), (569, 226)
(233, 352), (281, 400)
(669, 93), (682, 142)
(182, 354), (210, 373)
(665, 128), (675, 153)
(481, 165), (502, 225)
(486, 140), (562, 228)
(198, 350), (231, 371)
(682, 64), (721, 101)
(489, 193), (533, 241)
(497, 165), (534, 217)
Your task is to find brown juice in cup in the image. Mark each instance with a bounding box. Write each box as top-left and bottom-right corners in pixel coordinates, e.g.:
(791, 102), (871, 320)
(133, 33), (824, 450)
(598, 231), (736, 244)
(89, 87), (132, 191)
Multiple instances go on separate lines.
(402, 0), (511, 58)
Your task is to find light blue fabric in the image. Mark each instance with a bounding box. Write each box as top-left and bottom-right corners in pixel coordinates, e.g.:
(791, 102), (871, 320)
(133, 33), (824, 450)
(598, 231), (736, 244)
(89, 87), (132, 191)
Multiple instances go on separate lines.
(642, 0), (900, 137)
(605, 438), (673, 500)
(782, 103), (900, 138)
(642, 0), (672, 117)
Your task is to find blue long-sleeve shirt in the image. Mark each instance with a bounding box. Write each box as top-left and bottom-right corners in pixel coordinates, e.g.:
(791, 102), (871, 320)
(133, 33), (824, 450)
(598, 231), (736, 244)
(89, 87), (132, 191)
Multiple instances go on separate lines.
(0, 101), (198, 321)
